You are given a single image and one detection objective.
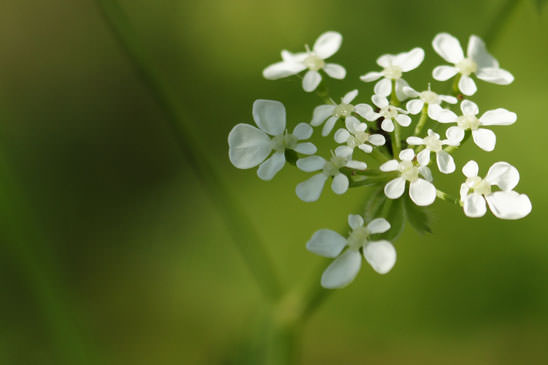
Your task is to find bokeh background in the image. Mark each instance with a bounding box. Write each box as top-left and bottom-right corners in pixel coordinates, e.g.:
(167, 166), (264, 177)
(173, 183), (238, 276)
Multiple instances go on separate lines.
(1, 0), (547, 364)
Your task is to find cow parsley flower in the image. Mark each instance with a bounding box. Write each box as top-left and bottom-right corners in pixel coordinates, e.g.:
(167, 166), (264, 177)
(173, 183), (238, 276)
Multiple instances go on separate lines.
(460, 160), (531, 219)
(229, 100), (317, 180)
(380, 149), (436, 206)
(432, 33), (514, 96)
(334, 118), (385, 154)
(407, 129), (459, 174)
(370, 95), (411, 132)
(306, 214), (395, 289)
(360, 47), (424, 99)
(403, 85), (458, 123)
(311, 89), (375, 136)
(263, 31), (346, 92)
(295, 147), (366, 202)
(446, 100), (517, 152)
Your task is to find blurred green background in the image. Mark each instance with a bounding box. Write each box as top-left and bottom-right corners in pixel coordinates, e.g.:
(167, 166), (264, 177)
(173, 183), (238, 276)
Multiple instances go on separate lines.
(0, 0), (547, 364)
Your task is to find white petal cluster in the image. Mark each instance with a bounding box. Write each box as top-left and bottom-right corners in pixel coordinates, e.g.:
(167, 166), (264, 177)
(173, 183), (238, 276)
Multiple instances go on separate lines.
(311, 89), (374, 136)
(228, 100), (316, 180)
(403, 85), (457, 123)
(360, 47), (424, 99)
(307, 214), (395, 288)
(445, 100), (516, 152)
(296, 147), (366, 202)
(370, 95), (411, 132)
(263, 31), (346, 92)
(407, 129), (458, 174)
(334, 118), (385, 155)
(460, 161), (531, 219)
(380, 149), (436, 206)
(432, 33), (514, 96)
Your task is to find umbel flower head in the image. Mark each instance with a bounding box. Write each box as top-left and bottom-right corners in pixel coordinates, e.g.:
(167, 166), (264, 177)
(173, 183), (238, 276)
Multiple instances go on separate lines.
(432, 33), (514, 95)
(228, 100), (316, 180)
(460, 160), (531, 219)
(407, 129), (459, 174)
(369, 95), (411, 132)
(263, 31), (346, 92)
(307, 214), (395, 289)
(403, 84), (458, 123)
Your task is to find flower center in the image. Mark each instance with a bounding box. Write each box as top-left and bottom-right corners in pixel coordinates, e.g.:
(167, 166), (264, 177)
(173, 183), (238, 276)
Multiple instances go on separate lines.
(466, 176), (492, 196)
(423, 134), (443, 152)
(456, 57), (478, 76)
(303, 53), (325, 71)
(383, 65), (402, 80)
(323, 155), (346, 176)
(420, 90), (440, 104)
(381, 105), (399, 119)
(457, 115), (480, 130)
(271, 132), (297, 152)
(348, 131), (370, 148)
(347, 226), (369, 250)
(399, 160), (419, 182)
(334, 103), (355, 118)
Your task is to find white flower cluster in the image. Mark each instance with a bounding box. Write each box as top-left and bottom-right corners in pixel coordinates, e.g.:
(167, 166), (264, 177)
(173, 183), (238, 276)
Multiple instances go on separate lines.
(228, 31), (532, 289)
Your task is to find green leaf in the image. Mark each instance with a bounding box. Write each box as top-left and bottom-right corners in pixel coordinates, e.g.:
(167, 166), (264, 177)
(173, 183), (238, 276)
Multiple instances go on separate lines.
(403, 193), (432, 234)
(372, 197), (405, 241)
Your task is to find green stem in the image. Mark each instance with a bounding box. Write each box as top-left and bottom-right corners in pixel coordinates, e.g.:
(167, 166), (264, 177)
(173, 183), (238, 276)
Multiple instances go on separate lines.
(390, 80), (402, 156)
(452, 74), (461, 97)
(413, 105), (428, 136)
(436, 189), (460, 206)
(95, 0), (282, 301)
(483, 0), (521, 46)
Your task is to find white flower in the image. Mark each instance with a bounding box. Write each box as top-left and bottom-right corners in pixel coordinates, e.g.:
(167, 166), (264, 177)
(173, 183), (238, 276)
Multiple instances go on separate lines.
(432, 33), (514, 96)
(228, 100), (317, 180)
(263, 31), (346, 92)
(295, 147), (366, 202)
(306, 214), (395, 288)
(360, 47), (424, 99)
(311, 89), (375, 136)
(403, 85), (458, 123)
(407, 129), (458, 174)
(370, 95), (411, 132)
(446, 100), (517, 152)
(334, 117), (385, 154)
(380, 149), (436, 206)
(460, 160), (531, 219)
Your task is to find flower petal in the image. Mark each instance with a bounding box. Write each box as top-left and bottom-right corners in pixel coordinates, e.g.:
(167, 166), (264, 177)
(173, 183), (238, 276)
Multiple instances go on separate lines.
(302, 70), (322, 92)
(394, 47), (424, 71)
(345, 160), (367, 170)
(476, 67), (514, 85)
(479, 108), (517, 126)
(374, 78), (392, 97)
(366, 218), (391, 234)
(462, 160), (479, 178)
(463, 192), (487, 217)
(399, 148), (415, 161)
(253, 99), (286, 135)
(263, 61), (306, 79)
(428, 104), (457, 123)
(407, 136), (424, 145)
(406, 99), (424, 114)
(472, 128), (496, 152)
(371, 95), (389, 108)
(228, 124), (272, 168)
(296, 173), (328, 202)
(313, 31), (342, 59)
(384, 177), (406, 199)
(306, 229), (347, 258)
(354, 103), (374, 119)
(363, 241), (396, 274)
(369, 134), (386, 146)
(358, 144), (373, 153)
(409, 179), (436, 206)
(461, 100), (479, 116)
(321, 249), (362, 289)
(360, 71), (383, 82)
(296, 155), (325, 172)
(381, 118), (394, 132)
(348, 214), (364, 230)
(417, 148), (430, 166)
(485, 162), (519, 191)
(322, 115), (339, 136)
(432, 65), (459, 81)
(257, 152), (286, 181)
(432, 33), (464, 64)
(380, 160), (399, 172)
(467, 35), (499, 69)
(294, 142), (317, 154)
(334, 128), (350, 143)
(486, 191), (532, 220)
(395, 114), (411, 127)
(311, 104), (336, 126)
(324, 63), (346, 79)
(395, 79), (410, 101)
(459, 75), (477, 96)
(342, 89), (358, 104)
(436, 150), (455, 174)
(446, 126), (465, 144)
(331, 173), (349, 194)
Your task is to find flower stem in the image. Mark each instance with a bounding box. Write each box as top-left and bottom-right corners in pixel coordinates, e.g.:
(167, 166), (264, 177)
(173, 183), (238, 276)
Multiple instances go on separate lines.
(95, 0), (283, 301)
(436, 189), (460, 206)
(390, 80), (402, 157)
(413, 105), (428, 136)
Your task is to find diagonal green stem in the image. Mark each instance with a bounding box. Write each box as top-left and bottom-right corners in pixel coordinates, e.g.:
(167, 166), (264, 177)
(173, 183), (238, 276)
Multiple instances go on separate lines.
(94, 0), (282, 301)
(483, 0), (521, 46)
